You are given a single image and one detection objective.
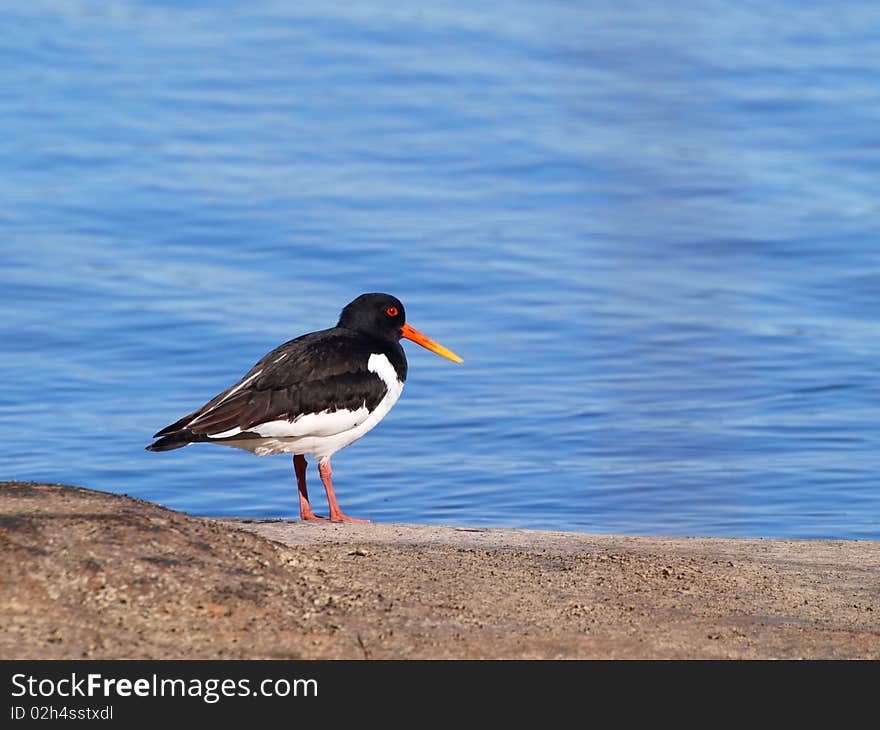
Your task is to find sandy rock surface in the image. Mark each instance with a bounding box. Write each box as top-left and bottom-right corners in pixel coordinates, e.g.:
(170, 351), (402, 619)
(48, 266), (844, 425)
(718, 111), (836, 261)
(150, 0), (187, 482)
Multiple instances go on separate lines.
(1, 482), (877, 659)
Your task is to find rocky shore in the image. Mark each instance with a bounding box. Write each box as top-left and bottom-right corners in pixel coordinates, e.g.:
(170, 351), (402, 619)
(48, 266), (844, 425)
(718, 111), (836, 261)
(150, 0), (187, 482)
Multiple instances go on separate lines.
(1, 481), (877, 659)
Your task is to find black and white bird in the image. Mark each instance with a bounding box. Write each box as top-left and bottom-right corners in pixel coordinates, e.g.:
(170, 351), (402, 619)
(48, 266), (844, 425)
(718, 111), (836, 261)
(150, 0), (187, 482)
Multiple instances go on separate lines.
(147, 293), (463, 522)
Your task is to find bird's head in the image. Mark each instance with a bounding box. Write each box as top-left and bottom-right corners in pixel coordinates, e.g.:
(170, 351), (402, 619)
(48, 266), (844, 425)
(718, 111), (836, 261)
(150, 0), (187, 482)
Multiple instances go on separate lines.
(338, 293), (463, 364)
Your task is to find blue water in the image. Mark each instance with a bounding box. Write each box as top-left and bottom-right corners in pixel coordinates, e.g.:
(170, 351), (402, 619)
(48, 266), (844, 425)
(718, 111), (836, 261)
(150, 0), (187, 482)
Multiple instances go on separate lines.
(3, 1), (879, 539)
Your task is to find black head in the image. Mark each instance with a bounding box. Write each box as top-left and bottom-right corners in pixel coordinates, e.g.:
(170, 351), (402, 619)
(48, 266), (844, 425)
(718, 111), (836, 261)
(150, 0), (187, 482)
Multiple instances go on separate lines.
(337, 293), (406, 340)
(337, 293), (463, 363)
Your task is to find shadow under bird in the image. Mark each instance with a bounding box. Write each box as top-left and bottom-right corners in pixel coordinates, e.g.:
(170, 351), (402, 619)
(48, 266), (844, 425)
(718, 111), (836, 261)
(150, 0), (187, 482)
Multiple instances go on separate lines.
(147, 293), (463, 522)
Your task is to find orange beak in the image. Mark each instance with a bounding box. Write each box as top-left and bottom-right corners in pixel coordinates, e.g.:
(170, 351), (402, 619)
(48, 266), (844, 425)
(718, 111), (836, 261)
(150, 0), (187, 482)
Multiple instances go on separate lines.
(401, 322), (464, 364)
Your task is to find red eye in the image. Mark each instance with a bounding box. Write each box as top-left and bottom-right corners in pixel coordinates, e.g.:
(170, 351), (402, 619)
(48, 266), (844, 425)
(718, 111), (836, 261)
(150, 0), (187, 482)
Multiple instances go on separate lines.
(385, 306), (398, 317)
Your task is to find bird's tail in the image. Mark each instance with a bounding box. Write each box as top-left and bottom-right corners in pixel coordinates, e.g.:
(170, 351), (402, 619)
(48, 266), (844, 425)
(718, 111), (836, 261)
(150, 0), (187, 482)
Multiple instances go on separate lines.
(146, 431), (194, 452)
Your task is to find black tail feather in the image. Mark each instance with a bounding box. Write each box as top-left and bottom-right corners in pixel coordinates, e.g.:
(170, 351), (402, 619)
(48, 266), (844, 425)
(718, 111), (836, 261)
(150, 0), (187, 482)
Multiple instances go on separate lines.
(146, 431), (195, 452)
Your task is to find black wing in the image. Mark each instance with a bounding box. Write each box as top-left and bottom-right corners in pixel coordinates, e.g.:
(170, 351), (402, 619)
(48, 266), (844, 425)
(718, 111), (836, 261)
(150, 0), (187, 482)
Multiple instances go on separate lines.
(147, 328), (404, 451)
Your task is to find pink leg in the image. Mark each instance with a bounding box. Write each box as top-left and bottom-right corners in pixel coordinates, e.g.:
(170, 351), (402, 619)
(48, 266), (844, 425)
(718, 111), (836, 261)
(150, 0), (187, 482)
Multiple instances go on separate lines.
(293, 454), (326, 521)
(318, 458), (370, 523)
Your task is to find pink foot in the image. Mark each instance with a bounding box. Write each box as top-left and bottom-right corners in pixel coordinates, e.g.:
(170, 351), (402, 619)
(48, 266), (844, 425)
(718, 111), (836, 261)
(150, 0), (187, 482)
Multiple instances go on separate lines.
(329, 512), (371, 523)
(318, 459), (371, 523)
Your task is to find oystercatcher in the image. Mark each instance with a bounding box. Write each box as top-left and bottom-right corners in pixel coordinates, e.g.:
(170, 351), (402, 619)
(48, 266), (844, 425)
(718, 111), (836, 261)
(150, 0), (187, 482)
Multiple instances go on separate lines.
(147, 293), (463, 522)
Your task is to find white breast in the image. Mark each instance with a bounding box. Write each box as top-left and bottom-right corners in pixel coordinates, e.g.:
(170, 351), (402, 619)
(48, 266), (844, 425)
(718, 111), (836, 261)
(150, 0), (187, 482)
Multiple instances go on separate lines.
(216, 352), (404, 459)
